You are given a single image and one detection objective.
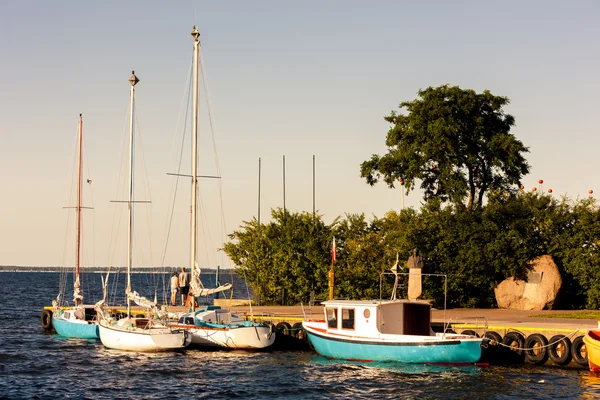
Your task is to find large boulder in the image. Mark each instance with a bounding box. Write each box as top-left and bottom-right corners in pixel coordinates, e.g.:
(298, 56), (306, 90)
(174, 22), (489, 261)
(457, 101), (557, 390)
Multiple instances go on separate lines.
(494, 255), (562, 310)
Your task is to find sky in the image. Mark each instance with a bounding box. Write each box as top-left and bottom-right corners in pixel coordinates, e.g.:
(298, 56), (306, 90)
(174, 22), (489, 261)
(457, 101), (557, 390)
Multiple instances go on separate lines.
(1, 1), (599, 269)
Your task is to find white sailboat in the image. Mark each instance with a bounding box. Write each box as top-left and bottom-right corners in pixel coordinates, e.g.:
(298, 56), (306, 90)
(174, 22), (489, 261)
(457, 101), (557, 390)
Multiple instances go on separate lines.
(48, 114), (100, 339)
(170, 27), (274, 349)
(97, 71), (191, 352)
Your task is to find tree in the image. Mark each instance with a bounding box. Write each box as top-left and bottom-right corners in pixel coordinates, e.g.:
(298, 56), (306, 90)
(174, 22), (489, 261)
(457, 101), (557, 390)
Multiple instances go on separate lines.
(223, 209), (331, 305)
(360, 85), (530, 210)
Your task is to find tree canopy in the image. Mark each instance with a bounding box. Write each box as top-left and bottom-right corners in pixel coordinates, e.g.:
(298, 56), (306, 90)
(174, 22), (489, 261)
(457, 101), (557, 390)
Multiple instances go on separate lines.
(360, 85), (530, 210)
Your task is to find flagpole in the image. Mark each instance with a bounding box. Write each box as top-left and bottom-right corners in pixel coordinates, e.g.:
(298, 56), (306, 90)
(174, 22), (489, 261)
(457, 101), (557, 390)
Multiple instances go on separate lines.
(329, 236), (336, 300)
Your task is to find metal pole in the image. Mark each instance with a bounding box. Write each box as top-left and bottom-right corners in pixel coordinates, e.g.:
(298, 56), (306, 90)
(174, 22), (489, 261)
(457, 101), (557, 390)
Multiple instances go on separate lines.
(283, 155), (286, 217)
(258, 157), (261, 227)
(126, 71), (139, 317)
(313, 155), (315, 222)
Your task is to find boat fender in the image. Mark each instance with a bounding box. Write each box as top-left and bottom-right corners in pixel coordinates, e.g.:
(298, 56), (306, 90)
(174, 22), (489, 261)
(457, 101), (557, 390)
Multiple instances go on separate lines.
(547, 335), (572, 366)
(483, 331), (502, 345)
(501, 332), (525, 356)
(571, 335), (588, 367)
(524, 333), (549, 365)
(276, 322), (292, 336)
(41, 310), (53, 331)
(461, 330), (479, 338)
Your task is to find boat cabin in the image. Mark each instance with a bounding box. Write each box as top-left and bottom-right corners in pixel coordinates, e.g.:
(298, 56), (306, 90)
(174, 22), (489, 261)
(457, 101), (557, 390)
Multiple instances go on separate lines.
(320, 299), (432, 336)
(178, 305), (245, 326)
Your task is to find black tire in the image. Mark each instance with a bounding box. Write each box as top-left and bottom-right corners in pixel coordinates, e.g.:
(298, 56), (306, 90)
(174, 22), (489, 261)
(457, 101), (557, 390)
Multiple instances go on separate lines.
(548, 335), (572, 366)
(502, 331), (525, 356)
(461, 330), (479, 337)
(276, 321), (292, 335)
(571, 335), (588, 367)
(484, 331), (502, 343)
(292, 322), (304, 339)
(525, 333), (549, 365)
(41, 310), (53, 331)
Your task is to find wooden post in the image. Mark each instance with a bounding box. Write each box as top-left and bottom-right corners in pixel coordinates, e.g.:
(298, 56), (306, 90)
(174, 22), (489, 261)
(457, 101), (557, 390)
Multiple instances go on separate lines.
(328, 268), (334, 300)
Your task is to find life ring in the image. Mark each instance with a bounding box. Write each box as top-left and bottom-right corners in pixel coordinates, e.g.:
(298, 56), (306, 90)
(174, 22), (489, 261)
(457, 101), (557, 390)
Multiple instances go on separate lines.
(276, 322), (292, 335)
(548, 335), (572, 366)
(502, 331), (525, 357)
(524, 333), (549, 365)
(483, 331), (502, 344)
(292, 322), (304, 339)
(571, 335), (588, 367)
(41, 310), (53, 331)
(461, 330), (479, 337)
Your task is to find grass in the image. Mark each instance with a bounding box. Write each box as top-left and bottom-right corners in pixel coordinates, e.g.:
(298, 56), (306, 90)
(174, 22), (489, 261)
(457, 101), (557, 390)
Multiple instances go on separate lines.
(530, 311), (600, 319)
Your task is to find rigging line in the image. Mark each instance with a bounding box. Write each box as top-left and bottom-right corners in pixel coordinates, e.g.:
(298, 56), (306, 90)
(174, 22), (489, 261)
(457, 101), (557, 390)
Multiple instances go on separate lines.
(106, 99), (133, 274)
(160, 53), (194, 268)
(199, 47), (229, 271)
(80, 133), (96, 297)
(58, 121), (81, 304)
(132, 104), (158, 297)
(197, 186), (216, 269)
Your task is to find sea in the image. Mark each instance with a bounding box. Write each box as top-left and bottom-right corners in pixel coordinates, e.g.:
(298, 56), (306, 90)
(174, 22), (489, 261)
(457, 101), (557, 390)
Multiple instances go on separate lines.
(1, 272), (600, 399)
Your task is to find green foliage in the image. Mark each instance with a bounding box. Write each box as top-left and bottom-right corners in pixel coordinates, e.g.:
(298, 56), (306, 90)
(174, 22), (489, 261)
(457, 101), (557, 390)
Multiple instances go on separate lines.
(360, 85), (530, 210)
(224, 209), (331, 305)
(224, 194), (600, 309)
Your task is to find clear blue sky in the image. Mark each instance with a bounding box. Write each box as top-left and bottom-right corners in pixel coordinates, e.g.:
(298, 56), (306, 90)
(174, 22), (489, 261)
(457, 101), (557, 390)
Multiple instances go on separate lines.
(1, 1), (599, 268)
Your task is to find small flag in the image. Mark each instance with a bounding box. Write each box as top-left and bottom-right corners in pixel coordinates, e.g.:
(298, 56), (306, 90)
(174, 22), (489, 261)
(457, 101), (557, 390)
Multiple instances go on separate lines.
(331, 236), (336, 264)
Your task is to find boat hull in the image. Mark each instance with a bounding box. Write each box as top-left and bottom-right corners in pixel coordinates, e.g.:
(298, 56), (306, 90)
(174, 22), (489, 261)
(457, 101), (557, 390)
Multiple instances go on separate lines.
(170, 323), (275, 349)
(303, 322), (483, 364)
(584, 330), (600, 373)
(99, 320), (191, 352)
(52, 314), (99, 339)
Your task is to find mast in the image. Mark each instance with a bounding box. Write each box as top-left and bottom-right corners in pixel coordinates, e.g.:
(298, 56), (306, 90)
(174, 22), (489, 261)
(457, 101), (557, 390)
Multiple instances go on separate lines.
(190, 26), (200, 309)
(74, 114), (83, 305)
(127, 71), (139, 316)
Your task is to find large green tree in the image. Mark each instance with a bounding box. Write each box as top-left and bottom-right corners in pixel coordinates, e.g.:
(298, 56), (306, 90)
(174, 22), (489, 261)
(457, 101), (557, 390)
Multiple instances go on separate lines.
(360, 85), (530, 210)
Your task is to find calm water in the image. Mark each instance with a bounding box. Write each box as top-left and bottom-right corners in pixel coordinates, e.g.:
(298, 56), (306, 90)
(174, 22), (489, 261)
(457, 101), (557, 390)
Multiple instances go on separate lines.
(1, 272), (600, 399)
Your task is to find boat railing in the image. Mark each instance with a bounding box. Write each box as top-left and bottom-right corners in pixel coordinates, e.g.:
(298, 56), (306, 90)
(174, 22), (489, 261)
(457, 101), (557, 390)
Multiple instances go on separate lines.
(301, 299), (327, 321)
(450, 316), (489, 332)
(380, 271), (449, 338)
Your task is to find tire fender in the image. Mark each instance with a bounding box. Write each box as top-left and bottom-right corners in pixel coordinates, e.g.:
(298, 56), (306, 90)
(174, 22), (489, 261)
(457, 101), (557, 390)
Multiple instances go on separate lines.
(524, 333), (549, 365)
(548, 335), (572, 366)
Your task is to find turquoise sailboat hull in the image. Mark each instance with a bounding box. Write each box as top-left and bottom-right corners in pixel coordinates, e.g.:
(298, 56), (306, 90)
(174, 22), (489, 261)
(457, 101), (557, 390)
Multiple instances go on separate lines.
(52, 315), (99, 339)
(306, 329), (483, 363)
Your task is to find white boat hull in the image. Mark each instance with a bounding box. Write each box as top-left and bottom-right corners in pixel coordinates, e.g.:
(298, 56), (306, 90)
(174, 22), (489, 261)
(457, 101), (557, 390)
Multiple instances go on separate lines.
(99, 318), (191, 352)
(170, 323), (275, 349)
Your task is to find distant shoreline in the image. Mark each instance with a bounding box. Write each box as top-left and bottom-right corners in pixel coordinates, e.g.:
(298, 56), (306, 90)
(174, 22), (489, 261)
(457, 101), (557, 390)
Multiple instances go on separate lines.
(0, 266), (230, 273)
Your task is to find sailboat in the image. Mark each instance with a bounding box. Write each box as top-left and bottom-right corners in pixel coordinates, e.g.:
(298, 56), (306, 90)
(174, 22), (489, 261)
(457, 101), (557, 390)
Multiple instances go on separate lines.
(169, 26), (274, 349)
(96, 71), (191, 352)
(50, 114), (100, 339)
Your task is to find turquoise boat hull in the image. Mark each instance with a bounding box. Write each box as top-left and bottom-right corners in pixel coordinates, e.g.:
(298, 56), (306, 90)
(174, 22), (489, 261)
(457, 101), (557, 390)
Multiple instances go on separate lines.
(306, 329), (483, 364)
(52, 315), (99, 339)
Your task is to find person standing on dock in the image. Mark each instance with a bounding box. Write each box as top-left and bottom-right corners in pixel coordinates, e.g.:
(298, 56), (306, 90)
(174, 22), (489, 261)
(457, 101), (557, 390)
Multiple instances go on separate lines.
(179, 267), (189, 306)
(170, 272), (179, 306)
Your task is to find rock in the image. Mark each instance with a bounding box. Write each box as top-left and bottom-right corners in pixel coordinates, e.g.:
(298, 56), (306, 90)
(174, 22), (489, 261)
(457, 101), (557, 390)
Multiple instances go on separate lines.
(494, 255), (561, 310)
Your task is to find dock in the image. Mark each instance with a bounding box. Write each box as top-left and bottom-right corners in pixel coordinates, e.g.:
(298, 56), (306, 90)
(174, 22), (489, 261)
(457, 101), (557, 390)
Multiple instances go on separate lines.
(42, 304), (597, 367)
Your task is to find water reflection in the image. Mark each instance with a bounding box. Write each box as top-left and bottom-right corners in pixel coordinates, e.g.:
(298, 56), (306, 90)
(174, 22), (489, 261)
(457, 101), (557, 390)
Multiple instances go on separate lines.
(579, 372), (600, 399)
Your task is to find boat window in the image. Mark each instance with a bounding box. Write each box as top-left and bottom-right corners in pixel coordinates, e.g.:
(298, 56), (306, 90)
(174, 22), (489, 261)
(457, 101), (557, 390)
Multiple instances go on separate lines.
(364, 309), (370, 319)
(326, 308), (337, 329)
(341, 308), (355, 330)
(64, 312), (70, 319)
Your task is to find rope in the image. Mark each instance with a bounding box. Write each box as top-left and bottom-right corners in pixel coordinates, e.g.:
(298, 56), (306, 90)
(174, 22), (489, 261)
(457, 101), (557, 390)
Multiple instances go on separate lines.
(487, 328), (582, 351)
(159, 53), (192, 271)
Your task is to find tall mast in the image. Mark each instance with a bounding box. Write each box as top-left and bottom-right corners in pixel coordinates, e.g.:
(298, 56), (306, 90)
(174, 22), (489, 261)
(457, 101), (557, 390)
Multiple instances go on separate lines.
(74, 114), (83, 305)
(127, 71), (139, 316)
(190, 26), (200, 293)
